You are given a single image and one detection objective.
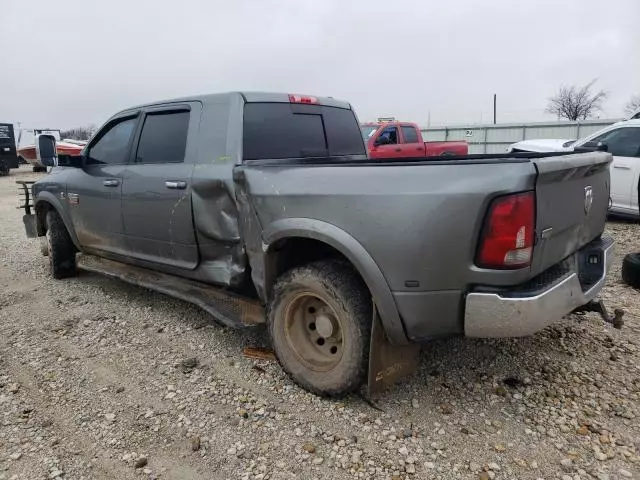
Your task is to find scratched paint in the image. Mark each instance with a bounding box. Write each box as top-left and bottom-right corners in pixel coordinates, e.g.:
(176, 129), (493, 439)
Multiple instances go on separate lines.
(167, 192), (189, 255)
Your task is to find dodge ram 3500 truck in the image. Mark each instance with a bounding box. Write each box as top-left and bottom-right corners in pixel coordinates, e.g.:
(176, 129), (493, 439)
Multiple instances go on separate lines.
(21, 92), (615, 396)
(361, 120), (468, 158)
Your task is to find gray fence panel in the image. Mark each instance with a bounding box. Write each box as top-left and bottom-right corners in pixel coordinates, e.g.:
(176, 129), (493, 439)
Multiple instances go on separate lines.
(422, 119), (620, 154)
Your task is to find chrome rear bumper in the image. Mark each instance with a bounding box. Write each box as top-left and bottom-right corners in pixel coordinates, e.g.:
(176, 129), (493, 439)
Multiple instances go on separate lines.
(465, 237), (614, 338)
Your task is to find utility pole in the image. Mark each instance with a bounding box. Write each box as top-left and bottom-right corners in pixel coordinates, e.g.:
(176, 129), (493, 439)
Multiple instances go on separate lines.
(493, 94), (497, 125)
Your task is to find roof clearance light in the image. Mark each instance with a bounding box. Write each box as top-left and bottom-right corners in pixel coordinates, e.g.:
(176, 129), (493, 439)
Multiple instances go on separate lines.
(288, 94), (319, 104)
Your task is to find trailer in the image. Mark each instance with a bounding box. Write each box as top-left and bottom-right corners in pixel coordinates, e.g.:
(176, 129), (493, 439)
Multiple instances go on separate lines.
(0, 123), (20, 176)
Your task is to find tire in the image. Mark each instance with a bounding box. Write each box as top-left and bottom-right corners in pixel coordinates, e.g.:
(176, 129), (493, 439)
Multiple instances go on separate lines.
(621, 252), (640, 289)
(0, 160), (8, 176)
(46, 210), (76, 279)
(268, 260), (371, 397)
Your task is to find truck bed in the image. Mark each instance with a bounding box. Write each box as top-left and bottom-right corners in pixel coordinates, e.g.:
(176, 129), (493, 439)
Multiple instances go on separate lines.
(241, 150), (611, 341)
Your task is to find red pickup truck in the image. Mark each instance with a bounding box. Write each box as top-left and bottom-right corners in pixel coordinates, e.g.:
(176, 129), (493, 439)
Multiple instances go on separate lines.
(361, 120), (468, 159)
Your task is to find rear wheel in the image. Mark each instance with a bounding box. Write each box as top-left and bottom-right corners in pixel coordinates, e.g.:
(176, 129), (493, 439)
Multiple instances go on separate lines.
(268, 260), (371, 396)
(46, 211), (76, 279)
(0, 160), (8, 176)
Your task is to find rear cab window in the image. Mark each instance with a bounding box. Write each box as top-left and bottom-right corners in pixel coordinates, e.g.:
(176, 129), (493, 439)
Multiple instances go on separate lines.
(401, 125), (419, 144)
(242, 103), (365, 160)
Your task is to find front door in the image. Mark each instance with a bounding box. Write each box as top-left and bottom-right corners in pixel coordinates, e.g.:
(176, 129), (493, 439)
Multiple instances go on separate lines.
(590, 126), (640, 215)
(370, 125), (404, 159)
(67, 114), (139, 254)
(121, 104), (200, 270)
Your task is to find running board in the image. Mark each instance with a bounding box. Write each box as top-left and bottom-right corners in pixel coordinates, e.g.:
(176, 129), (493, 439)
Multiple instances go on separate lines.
(76, 254), (265, 328)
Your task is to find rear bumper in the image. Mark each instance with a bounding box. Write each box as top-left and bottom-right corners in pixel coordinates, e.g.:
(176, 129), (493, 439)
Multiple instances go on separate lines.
(465, 236), (614, 337)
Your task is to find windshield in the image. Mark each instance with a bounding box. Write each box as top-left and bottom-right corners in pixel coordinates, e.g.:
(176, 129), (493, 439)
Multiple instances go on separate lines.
(360, 125), (379, 140)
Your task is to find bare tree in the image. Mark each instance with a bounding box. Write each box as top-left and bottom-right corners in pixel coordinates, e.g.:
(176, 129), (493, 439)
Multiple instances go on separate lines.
(546, 80), (608, 121)
(624, 95), (640, 116)
(60, 124), (96, 141)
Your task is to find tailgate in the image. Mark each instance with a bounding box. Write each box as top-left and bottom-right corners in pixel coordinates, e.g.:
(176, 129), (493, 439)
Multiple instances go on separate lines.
(530, 152), (611, 276)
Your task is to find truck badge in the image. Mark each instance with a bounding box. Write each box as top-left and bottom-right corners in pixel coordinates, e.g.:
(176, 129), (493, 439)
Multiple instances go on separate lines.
(584, 186), (593, 215)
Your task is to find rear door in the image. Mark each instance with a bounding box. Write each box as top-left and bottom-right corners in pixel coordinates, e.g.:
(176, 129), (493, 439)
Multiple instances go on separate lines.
(588, 126), (640, 215)
(399, 124), (424, 157)
(121, 103), (201, 269)
(530, 152), (611, 276)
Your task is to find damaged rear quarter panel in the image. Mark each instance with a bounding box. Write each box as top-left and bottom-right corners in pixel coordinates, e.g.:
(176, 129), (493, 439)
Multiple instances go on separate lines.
(189, 94), (248, 287)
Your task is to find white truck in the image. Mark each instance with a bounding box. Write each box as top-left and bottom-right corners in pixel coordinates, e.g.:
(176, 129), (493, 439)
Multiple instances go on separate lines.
(509, 118), (640, 218)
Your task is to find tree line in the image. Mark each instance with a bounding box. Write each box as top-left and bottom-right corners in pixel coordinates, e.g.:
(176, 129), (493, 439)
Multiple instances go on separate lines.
(60, 125), (96, 141)
(546, 80), (639, 121)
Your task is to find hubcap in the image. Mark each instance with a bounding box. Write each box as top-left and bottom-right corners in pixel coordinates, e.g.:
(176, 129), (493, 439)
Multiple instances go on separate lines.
(283, 292), (344, 372)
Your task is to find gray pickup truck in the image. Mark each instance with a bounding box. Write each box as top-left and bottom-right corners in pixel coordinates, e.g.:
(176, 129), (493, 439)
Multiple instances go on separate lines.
(21, 92), (615, 396)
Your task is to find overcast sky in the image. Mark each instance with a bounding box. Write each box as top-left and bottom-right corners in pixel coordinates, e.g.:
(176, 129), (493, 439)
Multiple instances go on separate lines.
(2, 0), (638, 130)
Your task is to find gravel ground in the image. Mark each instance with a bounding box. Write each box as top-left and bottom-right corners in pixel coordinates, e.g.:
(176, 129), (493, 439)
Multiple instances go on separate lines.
(1, 165), (639, 480)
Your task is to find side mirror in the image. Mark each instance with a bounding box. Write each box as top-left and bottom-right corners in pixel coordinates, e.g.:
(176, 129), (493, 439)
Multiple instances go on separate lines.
(574, 141), (608, 153)
(36, 134), (57, 167)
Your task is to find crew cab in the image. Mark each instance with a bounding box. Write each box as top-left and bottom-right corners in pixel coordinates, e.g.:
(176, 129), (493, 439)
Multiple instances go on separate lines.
(361, 120), (468, 159)
(21, 92), (614, 396)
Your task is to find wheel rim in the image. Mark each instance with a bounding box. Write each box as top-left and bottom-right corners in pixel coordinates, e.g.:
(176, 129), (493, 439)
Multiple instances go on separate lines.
(283, 292), (345, 372)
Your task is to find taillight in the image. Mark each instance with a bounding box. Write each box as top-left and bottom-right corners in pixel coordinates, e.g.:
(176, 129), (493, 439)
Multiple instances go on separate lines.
(477, 192), (535, 269)
(288, 94), (319, 104)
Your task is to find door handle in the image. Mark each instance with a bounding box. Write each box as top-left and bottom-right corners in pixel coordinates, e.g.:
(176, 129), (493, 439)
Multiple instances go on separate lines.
(613, 164), (631, 170)
(395, 148), (402, 152)
(416, 147), (422, 151)
(103, 179), (119, 187)
(165, 180), (187, 189)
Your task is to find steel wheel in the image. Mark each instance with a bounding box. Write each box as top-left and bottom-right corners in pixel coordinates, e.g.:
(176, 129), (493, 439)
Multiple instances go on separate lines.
(284, 292), (345, 372)
(268, 260), (371, 396)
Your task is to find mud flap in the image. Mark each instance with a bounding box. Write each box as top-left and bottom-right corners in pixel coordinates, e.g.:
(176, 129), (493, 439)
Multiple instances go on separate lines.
(366, 305), (421, 397)
(23, 214), (38, 238)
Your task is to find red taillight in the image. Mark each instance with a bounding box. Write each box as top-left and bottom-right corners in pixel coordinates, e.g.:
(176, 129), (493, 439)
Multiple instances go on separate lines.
(288, 94), (319, 104)
(477, 192), (535, 269)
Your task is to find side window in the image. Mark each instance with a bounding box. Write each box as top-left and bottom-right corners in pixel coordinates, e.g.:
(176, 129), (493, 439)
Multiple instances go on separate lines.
(87, 117), (137, 165)
(135, 111), (190, 164)
(401, 126), (419, 143)
(379, 126), (398, 144)
(592, 128), (640, 158)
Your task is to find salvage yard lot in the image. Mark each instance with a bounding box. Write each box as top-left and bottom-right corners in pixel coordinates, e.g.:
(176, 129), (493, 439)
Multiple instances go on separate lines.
(1, 166), (638, 480)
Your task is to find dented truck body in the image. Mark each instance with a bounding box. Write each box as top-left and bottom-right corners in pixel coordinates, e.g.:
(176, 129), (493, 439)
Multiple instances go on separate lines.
(22, 92), (615, 395)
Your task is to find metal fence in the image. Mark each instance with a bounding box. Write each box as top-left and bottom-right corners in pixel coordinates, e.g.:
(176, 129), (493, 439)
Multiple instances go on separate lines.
(421, 119), (622, 154)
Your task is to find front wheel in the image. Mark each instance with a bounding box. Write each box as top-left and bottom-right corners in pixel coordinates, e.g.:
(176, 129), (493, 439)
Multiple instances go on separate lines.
(268, 260), (371, 397)
(46, 211), (76, 279)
